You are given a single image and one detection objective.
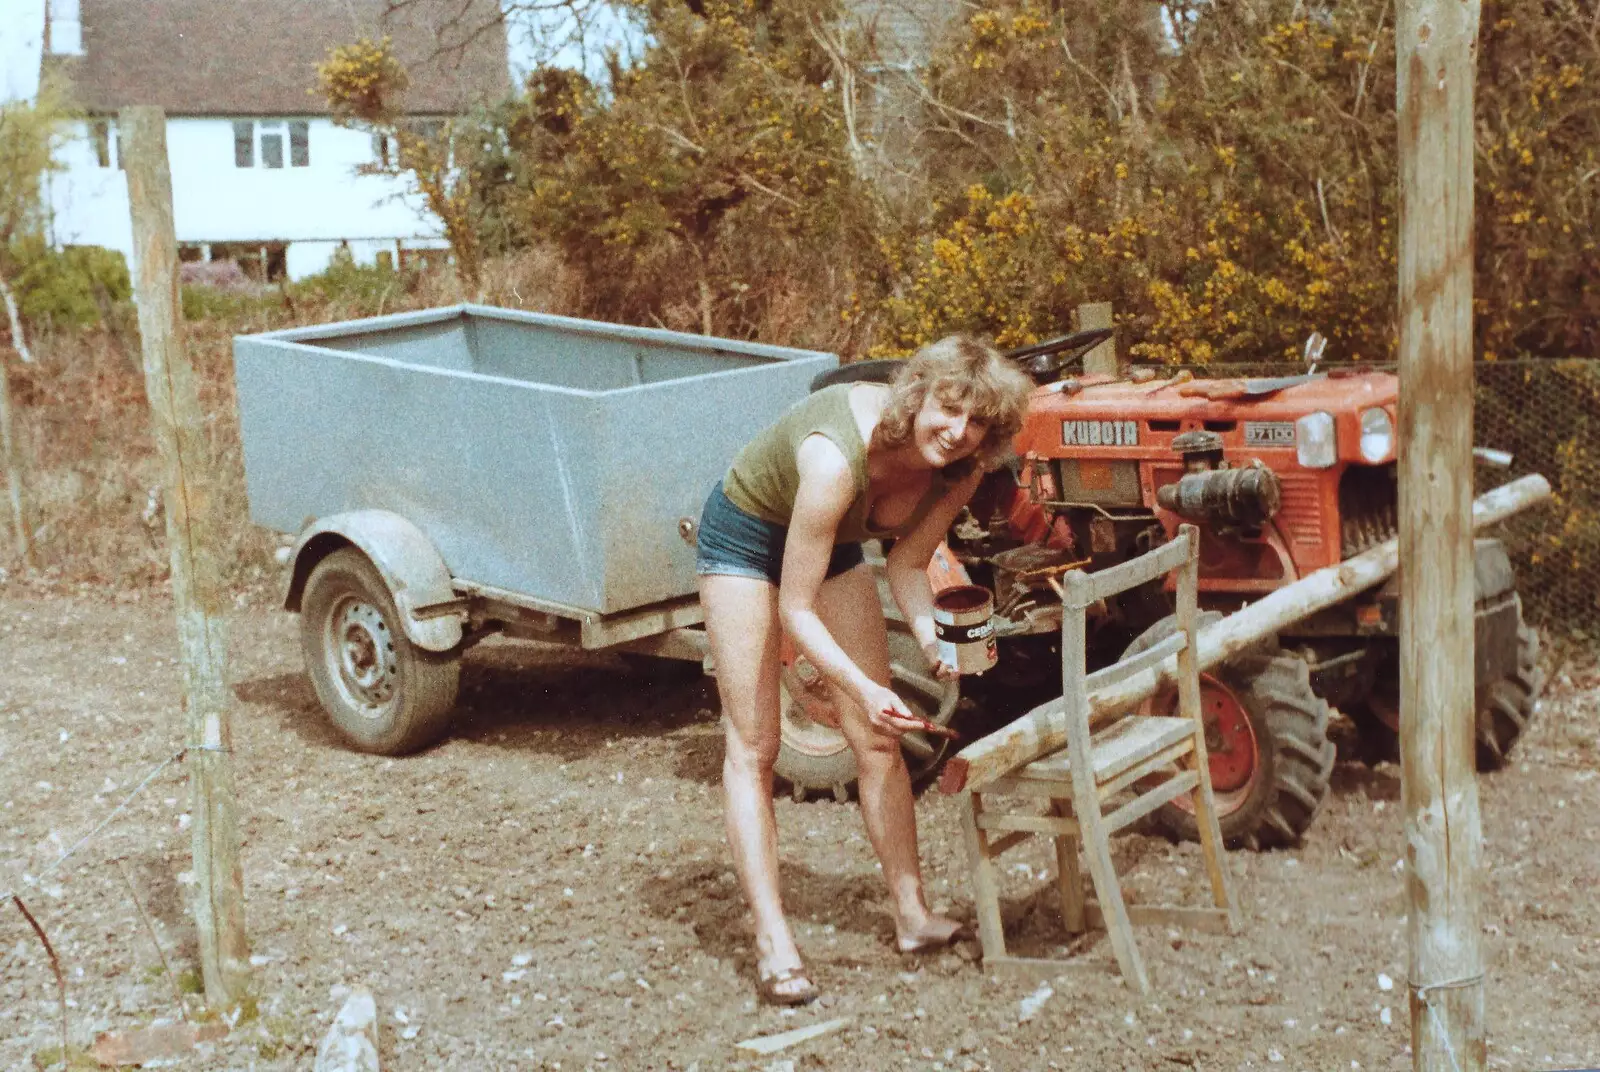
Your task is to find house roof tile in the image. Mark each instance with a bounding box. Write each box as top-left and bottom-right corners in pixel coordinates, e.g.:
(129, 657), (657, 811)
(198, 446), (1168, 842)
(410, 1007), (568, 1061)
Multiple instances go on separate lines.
(56, 0), (508, 116)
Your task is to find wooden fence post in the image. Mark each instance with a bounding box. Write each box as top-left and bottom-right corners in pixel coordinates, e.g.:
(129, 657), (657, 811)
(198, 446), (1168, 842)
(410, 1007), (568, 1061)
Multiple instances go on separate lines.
(0, 348), (31, 568)
(1077, 301), (1117, 377)
(1396, 2), (1484, 1069)
(121, 106), (250, 1008)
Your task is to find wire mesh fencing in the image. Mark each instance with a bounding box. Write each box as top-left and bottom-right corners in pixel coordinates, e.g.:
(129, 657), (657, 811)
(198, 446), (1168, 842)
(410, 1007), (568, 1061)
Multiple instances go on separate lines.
(1475, 359), (1600, 636)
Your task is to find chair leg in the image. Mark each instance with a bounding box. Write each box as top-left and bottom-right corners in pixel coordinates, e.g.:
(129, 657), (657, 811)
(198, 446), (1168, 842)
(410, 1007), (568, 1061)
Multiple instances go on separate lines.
(958, 792), (1008, 963)
(1186, 744), (1240, 929)
(1049, 799), (1086, 934)
(1075, 810), (1150, 994)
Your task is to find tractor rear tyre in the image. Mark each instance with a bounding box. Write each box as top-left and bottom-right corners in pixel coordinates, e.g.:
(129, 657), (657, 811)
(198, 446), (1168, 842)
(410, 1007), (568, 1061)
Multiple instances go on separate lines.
(1123, 613), (1335, 850)
(300, 548), (461, 755)
(1353, 596), (1542, 770)
(1476, 600), (1543, 769)
(774, 628), (958, 802)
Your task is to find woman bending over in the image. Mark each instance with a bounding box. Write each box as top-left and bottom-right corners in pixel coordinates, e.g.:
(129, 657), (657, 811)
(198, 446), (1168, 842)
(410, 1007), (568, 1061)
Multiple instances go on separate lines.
(695, 335), (1032, 1005)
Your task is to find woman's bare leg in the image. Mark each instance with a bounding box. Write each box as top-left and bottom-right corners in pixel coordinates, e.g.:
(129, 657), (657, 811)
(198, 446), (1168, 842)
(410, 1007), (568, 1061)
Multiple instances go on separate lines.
(817, 565), (964, 950)
(698, 572), (813, 998)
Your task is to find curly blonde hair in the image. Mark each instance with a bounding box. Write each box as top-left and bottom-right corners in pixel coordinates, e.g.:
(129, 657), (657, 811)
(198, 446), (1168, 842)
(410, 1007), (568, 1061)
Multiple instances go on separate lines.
(870, 335), (1034, 477)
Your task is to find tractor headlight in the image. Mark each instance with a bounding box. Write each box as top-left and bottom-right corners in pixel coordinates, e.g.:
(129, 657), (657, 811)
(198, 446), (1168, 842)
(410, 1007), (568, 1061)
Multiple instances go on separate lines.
(1359, 407), (1395, 463)
(1295, 411), (1337, 469)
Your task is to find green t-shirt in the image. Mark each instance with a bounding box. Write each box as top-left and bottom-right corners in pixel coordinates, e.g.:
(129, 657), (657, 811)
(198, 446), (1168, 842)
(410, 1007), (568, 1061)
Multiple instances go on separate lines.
(722, 384), (947, 543)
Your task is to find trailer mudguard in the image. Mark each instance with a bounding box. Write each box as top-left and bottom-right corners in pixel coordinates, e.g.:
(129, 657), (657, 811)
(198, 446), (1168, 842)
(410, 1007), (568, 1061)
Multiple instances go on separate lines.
(282, 510), (465, 652)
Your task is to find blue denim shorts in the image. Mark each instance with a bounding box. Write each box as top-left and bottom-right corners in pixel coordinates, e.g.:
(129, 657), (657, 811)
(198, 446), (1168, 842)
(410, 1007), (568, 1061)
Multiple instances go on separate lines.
(695, 480), (865, 584)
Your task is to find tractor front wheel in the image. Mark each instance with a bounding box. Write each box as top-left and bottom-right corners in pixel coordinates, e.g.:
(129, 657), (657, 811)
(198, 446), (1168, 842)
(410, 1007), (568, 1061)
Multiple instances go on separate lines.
(1123, 613), (1335, 850)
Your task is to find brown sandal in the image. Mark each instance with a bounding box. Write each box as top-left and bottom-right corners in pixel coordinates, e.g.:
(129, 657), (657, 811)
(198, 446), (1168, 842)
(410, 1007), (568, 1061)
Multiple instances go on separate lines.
(756, 966), (819, 1007)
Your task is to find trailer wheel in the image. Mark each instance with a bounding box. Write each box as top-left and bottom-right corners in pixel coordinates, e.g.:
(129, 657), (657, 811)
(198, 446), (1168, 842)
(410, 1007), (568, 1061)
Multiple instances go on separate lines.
(1123, 613), (1335, 850)
(300, 548), (460, 755)
(774, 629), (958, 801)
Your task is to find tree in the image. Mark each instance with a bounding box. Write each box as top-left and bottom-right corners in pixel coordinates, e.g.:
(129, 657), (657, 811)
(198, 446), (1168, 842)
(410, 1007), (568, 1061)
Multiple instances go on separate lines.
(0, 72), (71, 566)
(504, 0), (885, 344)
(318, 37), (491, 294)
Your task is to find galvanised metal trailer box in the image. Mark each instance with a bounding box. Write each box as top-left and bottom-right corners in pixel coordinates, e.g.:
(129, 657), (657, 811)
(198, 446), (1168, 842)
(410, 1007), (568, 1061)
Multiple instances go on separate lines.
(234, 304), (836, 617)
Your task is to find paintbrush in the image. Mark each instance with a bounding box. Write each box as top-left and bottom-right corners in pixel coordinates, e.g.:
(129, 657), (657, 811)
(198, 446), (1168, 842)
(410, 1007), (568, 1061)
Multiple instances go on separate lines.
(885, 709), (960, 740)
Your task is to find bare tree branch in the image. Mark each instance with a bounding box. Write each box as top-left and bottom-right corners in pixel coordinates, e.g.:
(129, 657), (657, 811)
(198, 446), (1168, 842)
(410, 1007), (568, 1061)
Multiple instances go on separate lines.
(0, 271), (32, 365)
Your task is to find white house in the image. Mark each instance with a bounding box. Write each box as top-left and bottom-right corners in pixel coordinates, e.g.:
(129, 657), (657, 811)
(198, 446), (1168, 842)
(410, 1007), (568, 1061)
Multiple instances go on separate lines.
(36, 0), (510, 281)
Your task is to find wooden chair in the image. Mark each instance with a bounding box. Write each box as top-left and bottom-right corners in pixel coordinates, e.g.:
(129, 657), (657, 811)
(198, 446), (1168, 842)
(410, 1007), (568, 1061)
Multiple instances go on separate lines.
(957, 524), (1239, 992)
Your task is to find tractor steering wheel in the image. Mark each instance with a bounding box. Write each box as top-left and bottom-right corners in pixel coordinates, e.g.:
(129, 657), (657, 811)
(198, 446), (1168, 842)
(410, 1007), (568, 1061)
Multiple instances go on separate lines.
(807, 326), (1116, 393)
(1001, 327), (1115, 384)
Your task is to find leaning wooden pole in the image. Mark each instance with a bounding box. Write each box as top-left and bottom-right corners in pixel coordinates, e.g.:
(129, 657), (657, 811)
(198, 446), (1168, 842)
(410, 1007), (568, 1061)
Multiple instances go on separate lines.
(122, 106), (250, 1007)
(1396, 0), (1485, 1067)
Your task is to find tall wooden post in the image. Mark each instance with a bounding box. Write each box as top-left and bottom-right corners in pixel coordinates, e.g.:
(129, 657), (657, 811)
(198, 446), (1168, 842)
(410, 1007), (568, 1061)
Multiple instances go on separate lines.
(0, 348), (31, 567)
(1077, 301), (1117, 377)
(121, 106), (250, 1007)
(1396, 2), (1484, 1069)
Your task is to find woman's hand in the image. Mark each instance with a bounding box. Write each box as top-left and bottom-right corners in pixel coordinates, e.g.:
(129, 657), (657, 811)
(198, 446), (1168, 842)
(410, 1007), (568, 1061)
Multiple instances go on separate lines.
(921, 639), (960, 681)
(859, 680), (928, 737)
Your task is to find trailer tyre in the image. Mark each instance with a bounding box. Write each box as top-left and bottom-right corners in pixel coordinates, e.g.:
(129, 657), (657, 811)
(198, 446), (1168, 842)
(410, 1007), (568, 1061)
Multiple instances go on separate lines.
(1124, 614), (1335, 850)
(300, 548), (461, 755)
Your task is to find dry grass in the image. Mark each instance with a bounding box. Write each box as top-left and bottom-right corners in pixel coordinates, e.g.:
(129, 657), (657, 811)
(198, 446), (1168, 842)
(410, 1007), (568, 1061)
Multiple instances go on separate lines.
(0, 250), (581, 595)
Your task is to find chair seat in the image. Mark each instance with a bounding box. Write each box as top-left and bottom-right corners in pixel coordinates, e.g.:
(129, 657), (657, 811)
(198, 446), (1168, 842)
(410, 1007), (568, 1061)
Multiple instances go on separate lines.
(1018, 716), (1197, 787)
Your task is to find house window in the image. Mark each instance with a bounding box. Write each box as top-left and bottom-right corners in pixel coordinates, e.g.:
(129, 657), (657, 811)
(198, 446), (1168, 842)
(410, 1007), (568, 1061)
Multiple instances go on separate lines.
(90, 120), (121, 169)
(233, 120), (311, 168)
(259, 122), (285, 168)
(233, 121), (253, 167)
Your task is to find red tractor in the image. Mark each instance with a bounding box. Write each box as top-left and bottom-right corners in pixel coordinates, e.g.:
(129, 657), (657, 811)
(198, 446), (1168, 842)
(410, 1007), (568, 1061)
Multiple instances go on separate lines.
(778, 331), (1543, 850)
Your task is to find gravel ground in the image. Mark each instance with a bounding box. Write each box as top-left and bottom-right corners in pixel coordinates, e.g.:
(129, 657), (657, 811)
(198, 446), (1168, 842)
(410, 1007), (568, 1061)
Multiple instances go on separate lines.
(2, 585), (1598, 1071)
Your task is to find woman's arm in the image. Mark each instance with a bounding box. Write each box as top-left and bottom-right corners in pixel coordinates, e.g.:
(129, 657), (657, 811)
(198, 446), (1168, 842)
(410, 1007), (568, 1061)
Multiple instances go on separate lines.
(884, 468), (986, 676)
(779, 435), (925, 734)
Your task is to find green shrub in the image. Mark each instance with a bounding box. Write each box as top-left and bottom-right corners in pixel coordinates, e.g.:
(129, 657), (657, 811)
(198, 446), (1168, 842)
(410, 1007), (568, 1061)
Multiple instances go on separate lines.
(288, 250), (405, 312)
(10, 240), (131, 331)
(179, 283), (277, 322)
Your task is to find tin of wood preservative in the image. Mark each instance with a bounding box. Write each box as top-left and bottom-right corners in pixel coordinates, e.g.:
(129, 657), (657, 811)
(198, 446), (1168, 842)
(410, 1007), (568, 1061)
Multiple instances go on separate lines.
(933, 585), (998, 674)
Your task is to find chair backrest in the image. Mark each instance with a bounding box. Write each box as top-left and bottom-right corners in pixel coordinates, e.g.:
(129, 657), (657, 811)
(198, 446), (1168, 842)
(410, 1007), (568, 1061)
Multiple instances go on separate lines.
(1055, 525), (1202, 793)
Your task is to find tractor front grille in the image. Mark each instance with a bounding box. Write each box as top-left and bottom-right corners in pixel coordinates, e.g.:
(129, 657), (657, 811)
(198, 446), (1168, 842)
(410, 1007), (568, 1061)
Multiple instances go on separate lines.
(1338, 465), (1399, 558)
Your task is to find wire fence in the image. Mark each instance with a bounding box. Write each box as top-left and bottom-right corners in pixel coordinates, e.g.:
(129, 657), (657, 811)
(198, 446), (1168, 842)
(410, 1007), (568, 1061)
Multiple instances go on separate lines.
(1475, 360), (1600, 635)
(1157, 359), (1593, 635)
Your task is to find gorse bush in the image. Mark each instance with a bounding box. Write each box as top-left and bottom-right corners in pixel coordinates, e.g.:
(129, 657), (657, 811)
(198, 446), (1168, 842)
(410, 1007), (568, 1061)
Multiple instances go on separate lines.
(883, 0), (1594, 361)
(497, 0), (884, 346)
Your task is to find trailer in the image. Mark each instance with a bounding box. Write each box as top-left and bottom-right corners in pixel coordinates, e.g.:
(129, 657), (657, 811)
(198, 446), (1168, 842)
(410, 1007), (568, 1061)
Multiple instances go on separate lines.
(234, 305), (958, 773)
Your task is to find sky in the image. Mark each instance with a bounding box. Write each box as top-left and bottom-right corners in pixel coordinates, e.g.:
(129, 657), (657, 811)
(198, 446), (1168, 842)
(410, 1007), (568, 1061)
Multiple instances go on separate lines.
(0, 0), (46, 104)
(503, 1), (643, 86)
